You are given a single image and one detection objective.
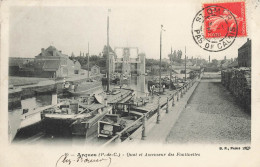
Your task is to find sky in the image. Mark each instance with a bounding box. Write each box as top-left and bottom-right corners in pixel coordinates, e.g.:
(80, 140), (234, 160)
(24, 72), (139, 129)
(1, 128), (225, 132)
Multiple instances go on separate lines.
(9, 2), (249, 60)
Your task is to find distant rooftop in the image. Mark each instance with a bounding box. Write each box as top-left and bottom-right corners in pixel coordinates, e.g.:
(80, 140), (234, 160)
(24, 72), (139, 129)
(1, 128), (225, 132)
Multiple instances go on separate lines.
(36, 45), (67, 58)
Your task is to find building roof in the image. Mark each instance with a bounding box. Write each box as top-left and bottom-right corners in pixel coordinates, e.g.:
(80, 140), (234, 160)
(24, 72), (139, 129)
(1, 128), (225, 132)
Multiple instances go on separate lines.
(238, 39), (251, 50)
(222, 60), (231, 67)
(103, 45), (115, 54)
(162, 58), (170, 63)
(172, 65), (200, 70)
(172, 62), (182, 66)
(37, 45), (66, 57)
(227, 61), (238, 68)
(186, 61), (193, 66)
(42, 60), (61, 71)
(91, 64), (100, 69)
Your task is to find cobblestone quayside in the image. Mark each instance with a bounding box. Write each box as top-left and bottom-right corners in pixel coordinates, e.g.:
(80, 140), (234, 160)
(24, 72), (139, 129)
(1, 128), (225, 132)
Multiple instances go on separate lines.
(166, 79), (251, 144)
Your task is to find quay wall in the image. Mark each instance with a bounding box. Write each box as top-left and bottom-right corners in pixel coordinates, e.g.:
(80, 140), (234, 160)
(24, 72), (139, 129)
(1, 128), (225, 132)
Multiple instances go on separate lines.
(9, 74), (104, 104)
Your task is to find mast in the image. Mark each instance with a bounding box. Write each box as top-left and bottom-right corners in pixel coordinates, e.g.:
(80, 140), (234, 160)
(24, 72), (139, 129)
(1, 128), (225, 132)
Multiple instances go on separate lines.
(170, 46), (173, 90)
(159, 26), (162, 94)
(107, 9), (110, 92)
(185, 46), (187, 81)
(159, 25), (165, 93)
(88, 42), (90, 78)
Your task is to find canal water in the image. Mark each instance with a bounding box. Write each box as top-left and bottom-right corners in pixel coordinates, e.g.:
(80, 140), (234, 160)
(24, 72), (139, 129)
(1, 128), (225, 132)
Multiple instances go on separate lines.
(9, 75), (148, 143)
(9, 94), (56, 142)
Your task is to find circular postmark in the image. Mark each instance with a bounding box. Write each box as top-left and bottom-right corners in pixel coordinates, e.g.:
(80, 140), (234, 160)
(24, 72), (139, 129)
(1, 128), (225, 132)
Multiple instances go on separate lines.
(191, 5), (238, 52)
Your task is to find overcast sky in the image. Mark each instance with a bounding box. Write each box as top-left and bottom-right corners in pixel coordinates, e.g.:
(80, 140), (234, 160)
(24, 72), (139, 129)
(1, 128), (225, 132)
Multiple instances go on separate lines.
(9, 2), (249, 60)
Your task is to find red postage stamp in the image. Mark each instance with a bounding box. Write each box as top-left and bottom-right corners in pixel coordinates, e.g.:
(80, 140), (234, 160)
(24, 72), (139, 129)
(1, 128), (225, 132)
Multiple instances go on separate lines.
(203, 1), (247, 38)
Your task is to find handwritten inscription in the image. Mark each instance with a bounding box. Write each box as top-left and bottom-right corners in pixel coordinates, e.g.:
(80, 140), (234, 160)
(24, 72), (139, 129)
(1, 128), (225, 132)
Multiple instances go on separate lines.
(56, 153), (111, 167)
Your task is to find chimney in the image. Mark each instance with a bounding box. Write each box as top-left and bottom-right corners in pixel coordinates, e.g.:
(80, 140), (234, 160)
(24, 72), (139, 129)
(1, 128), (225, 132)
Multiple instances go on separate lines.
(53, 51), (56, 56)
(41, 48), (45, 56)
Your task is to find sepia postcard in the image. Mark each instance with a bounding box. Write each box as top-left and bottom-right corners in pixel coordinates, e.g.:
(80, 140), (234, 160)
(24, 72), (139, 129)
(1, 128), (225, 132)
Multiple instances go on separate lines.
(0, 0), (260, 166)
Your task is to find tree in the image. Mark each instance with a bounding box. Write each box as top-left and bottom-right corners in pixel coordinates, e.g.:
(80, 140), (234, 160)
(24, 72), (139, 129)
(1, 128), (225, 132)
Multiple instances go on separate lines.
(177, 50), (182, 59)
(168, 50), (179, 61)
(211, 59), (218, 67)
(168, 54), (173, 61)
(168, 49), (183, 64)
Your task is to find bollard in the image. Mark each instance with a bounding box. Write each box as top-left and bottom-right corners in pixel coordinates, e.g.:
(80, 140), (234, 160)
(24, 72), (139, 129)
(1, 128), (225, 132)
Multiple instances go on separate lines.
(141, 114), (146, 140)
(166, 97), (169, 114)
(172, 95), (175, 106)
(156, 97), (161, 124)
(115, 133), (122, 143)
(177, 92), (179, 101)
(104, 98), (108, 106)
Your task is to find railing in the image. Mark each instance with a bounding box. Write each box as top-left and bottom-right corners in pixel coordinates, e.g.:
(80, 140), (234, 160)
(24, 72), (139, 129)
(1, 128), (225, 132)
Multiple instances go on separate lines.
(100, 74), (201, 147)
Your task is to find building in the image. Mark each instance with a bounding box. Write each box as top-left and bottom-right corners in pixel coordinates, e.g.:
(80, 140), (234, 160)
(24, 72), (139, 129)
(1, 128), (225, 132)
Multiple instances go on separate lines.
(186, 61), (193, 66)
(34, 46), (81, 78)
(102, 45), (116, 74)
(91, 65), (100, 75)
(162, 58), (170, 64)
(227, 60), (239, 68)
(221, 60), (230, 69)
(9, 58), (35, 76)
(238, 39), (251, 67)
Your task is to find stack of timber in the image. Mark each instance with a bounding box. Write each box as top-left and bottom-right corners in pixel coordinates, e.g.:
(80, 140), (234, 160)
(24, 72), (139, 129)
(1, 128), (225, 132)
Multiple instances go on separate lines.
(221, 67), (251, 112)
